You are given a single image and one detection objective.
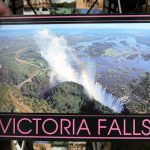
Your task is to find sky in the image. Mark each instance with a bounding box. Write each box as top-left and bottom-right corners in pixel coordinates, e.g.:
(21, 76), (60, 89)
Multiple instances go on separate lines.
(0, 23), (150, 31)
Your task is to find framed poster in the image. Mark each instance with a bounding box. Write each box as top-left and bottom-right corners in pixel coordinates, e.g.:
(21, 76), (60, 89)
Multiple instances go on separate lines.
(50, 0), (77, 14)
(76, 0), (104, 14)
(0, 15), (150, 149)
(23, 0), (50, 15)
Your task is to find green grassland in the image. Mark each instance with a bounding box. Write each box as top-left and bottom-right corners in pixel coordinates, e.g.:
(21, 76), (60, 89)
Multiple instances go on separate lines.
(0, 48), (114, 114)
(0, 48), (49, 95)
(0, 48), (54, 112)
(0, 84), (58, 113)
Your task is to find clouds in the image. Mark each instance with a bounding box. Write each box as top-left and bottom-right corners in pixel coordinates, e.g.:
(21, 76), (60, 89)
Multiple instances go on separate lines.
(35, 29), (123, 112)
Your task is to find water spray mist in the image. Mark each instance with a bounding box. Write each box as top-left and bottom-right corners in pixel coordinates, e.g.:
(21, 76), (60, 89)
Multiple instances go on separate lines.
(35, 29), (123, 113)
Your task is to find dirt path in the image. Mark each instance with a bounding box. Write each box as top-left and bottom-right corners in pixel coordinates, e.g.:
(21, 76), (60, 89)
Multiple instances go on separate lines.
(15, 48), (40, 90)
(8, 91), (33, 113)
(4, 48), (40, 113)
(17, 73), (36, 89)
(15, 48), (30, 65)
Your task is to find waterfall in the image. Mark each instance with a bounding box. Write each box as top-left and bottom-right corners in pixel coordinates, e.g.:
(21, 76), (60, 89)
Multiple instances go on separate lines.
(35, 29), (124, 113)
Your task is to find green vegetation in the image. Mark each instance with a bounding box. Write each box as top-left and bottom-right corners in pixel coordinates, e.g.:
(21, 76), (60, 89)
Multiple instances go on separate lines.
(0, 53), (34, 75)
(21, 69), (49, 98)
(0, 85), (15, 112)
(0, 48), (50, 97)
(104, 48), (119, 57)
(50, 8), (74, 15)
(130, 72), (150, 99)
(126, 72), (150, 113)
(51, 2), (76, 8)
(0, 52), (34, 84)
(22, 97), (58, 113)
(47, 81), (114, 114)
(0, 84), (58, 113)
(0, 47), (113, 114)
(50, 1), (76, 15)
(0, 81), (114, 114)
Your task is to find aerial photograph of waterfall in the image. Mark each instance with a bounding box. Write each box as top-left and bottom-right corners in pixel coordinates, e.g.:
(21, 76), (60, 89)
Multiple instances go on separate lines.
(0, 23), (150, 114)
